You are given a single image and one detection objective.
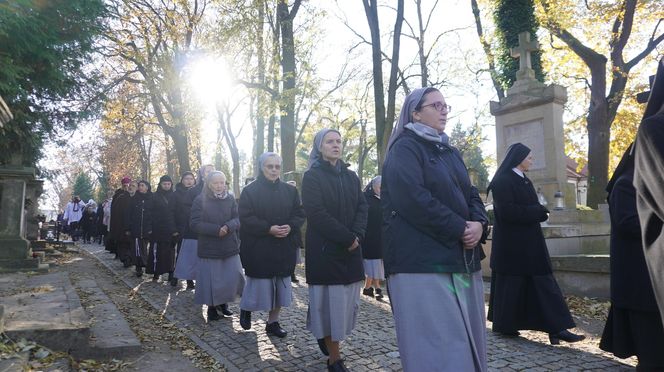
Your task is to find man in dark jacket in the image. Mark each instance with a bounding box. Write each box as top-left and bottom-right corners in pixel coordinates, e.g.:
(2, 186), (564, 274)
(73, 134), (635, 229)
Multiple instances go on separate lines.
(238, 152), (306, 338)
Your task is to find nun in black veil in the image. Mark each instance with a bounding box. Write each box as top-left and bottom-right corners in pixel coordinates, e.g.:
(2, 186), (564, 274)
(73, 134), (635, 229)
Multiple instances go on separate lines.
(487, 143), (585, 344)
(600, 144), (664, 370)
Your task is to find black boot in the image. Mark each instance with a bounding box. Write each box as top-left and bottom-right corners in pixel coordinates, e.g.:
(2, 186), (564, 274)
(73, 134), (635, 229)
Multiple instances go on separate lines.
(168, 272), (177, 287)
(186, 280), (195, 290)
(327, 359), (349, 372)
(549, 330), (585, 345)
(219, 303), (233, 317)
(265, 322), (287, 338)
(207, 306), (220, 321)
(362, 287), (374, 297)
(152, 273), (159, 282)
(240, 310), (252, 330)
(135, 266), (143, 277)
(375, 288), (384, 300)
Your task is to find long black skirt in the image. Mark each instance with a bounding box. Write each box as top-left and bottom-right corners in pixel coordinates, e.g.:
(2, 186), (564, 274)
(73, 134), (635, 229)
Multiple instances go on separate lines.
(600, 306), (664, 369)
(146, 240), (176, 275)
(488, 271), (575, 333)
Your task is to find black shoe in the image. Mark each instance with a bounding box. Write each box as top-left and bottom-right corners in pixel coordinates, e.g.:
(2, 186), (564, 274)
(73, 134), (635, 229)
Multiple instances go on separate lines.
(239, 310), (252, 330)
(327, 359), (349, 372)
(265, 321), (287, 338)
(317, 338), (329, 356)
(169, 278), (178, 287)
(219, 303), (233, 317)
(291, 274), (299, 283)
(549, 330), (585, 345)
(375, 288), (384, 300)
(135, 267), (143, 277)
(186, 280), (195, 290)
(207, 306), (220, 321)
(362, 287), (374, 297)
(152, 274), (159, 282)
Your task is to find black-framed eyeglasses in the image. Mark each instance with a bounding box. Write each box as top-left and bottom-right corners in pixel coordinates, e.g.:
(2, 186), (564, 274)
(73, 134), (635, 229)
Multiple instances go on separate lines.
(421, 102), (451, 113)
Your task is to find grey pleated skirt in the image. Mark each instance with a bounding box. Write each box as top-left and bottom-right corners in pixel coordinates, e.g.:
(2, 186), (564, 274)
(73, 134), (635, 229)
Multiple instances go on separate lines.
(194, 254), (245, 306)
(388, 271), (487, 372)
(240, 276), (292, 311)
(173, 239), (198, 280)
(306, 281), (363, 342)
(363, 259), (385, 280)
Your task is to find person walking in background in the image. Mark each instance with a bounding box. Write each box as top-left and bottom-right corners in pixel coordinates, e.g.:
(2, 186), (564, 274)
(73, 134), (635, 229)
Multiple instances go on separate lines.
(80, 200), (97, 243)
(171, 171), (197, 288)
(382, 87), (488, 372)
(238, 152), (305, 338)
(125, 180), (153, 277)
(109, 177), (133, 265)
(361, 176), (385, 301)
(63, 195), (86, 241)
(190, 171), (245, 321)
(286, 180), (304, 284)
(302, 128), (368, 372)
(174, 165), (214, 290)
(148, 175), (179, 283)
(487, 143), (584, 345)
(98, 191), (113, 245)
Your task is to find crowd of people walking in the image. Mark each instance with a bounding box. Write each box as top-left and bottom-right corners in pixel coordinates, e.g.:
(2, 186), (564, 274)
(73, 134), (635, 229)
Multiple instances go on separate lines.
(62, 81), (663, 371)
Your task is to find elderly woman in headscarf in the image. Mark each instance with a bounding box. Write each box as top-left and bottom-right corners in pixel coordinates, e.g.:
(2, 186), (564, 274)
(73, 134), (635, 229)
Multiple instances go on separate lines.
(190, 171), (245, 321)
(148, 175), (179, 282)
(302, 128), (368, 372)
(174, 165), (214, 290)
(382, 87), (488, 372)
(487, 143), (583, 345)
(237, 152), (305, 338)
(361, 176), (385, 301)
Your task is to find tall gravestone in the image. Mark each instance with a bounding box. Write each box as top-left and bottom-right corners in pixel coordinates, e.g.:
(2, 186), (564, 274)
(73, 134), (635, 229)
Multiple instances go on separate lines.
(490, 32), (575, 207)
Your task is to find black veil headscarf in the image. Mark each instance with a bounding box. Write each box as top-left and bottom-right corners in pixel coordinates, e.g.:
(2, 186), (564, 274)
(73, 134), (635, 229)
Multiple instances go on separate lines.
(487, 142), (531, 193)
(606, 143), (635, 199)
(640, 57), (664, 121)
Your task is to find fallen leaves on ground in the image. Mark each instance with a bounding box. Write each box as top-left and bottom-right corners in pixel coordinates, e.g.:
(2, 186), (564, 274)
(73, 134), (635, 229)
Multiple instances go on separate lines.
(565, 295), (611, 320)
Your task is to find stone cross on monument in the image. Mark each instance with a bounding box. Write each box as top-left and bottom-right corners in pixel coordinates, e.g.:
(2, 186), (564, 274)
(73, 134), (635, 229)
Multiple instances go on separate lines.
(511, 32), (540, 81)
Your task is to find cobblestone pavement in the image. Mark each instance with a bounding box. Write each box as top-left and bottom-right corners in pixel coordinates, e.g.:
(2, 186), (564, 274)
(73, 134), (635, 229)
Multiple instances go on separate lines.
(82, 244), (636, 371)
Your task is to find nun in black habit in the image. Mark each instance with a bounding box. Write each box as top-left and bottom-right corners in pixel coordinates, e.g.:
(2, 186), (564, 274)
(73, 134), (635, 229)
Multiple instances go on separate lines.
(600, 144), (664, 370)
(634, 57), (664, 328)
(487, 143), (584, 344)
(148, 175), (179, 282)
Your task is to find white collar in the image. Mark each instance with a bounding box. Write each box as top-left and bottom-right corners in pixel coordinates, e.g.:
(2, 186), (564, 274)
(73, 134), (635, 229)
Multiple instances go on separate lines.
(512, 167), (525, 178)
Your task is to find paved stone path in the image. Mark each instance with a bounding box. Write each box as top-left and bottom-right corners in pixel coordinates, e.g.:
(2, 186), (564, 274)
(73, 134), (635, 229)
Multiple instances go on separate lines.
(82, 244), (636, 371)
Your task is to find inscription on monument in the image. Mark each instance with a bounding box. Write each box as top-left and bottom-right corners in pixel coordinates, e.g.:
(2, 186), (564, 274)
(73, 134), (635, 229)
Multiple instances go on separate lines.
(503, 120), (546, 170)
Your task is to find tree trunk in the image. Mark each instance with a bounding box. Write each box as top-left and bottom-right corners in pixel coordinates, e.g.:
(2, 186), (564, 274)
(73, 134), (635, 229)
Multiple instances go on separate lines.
(277, 0), (301, 173)
(383, 0), (404, 165)
(253, 1), (266, 175)
(415, 0), (427, 87)
(164, 132), (175, 177)
(363, 0), (386, 167)
(586, 61), (609, 208)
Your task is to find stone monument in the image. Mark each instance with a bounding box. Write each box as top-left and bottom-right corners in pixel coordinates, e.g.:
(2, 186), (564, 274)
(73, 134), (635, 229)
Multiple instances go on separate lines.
(485, 33), (611, 298)
(490, 32), (575, 208)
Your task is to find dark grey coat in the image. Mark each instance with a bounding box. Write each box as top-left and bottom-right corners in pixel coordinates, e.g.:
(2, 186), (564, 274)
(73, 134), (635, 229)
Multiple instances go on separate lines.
(190, 193), (240, 259)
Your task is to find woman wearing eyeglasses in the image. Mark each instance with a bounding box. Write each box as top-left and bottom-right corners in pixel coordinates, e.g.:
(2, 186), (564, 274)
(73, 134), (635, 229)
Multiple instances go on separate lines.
(302, 128), (368, 372)
(237, 152), (306, 338)
(382, 87), (489, 371)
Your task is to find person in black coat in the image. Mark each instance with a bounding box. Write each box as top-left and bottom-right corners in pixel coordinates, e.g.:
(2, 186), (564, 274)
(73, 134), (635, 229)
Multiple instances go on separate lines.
(382, 87), (488, 371)
(124, 180), (152, 277)
(173, 165), (214, 290)
(80, 202), (98, 244)
(302, 128), (368, 371)
(190, 171), (245, 321)
(148, 175), (179, 282)
(171, 171), (196, 287)
(634, 57), (664, 327)
(361, 176), (384, 301)
(600, 145), (664, 370)
(487, 142), (584, 345)
(237, 152), (306, 338)
(109, 177), (132, 265)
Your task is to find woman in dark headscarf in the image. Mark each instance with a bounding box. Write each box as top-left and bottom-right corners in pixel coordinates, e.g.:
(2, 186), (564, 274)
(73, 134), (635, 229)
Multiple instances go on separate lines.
(190, 171), (245, 321)
(148, 175), (179, 282)
(237, 152), (305, 338)
(302, 128), (368, 372)
(171, 171), (196, 287)
(382, 87), (488, 372)
(174, 165), (214, 289)
(487, 142), (584, 344)
(361, 176), (385, 301)
(601, 145), (664, 369)
(124, 180), (153, 277)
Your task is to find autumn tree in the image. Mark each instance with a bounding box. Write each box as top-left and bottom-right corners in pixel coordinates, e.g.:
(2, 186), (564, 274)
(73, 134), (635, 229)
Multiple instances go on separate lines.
(536, 0), (664, 207)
